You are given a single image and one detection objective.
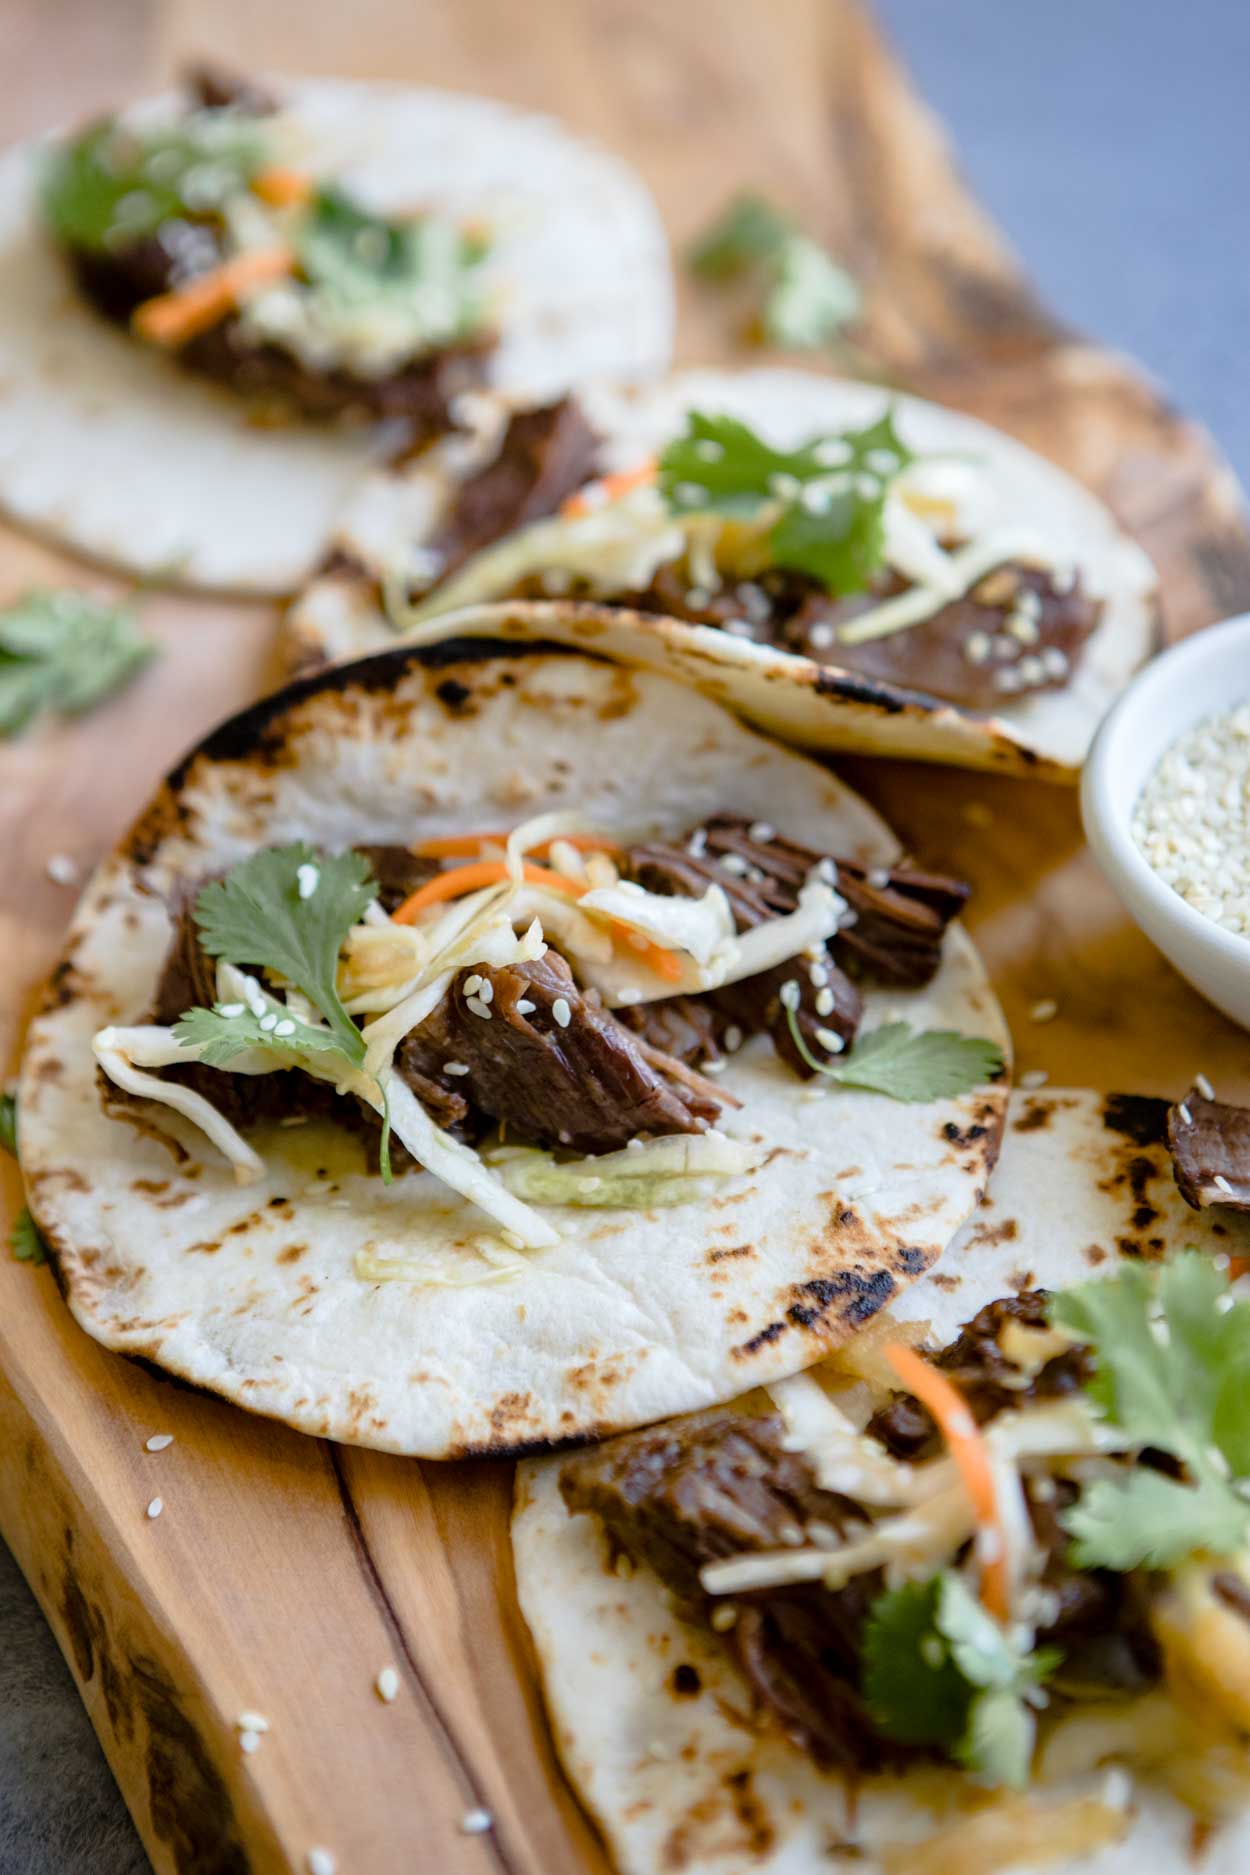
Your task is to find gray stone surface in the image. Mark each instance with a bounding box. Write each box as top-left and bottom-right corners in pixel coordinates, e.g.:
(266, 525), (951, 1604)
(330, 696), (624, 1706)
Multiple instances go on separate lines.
(2, 4), (1243, 1867)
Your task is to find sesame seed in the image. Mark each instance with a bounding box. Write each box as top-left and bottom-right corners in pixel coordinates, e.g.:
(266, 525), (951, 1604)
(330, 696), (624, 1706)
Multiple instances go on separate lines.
(240, 1729), (262, 1755)
(460, 1808), (493, 1835)
(306, 1851), (337, 1875)
(444, 1061), (469, 1076)
(702, 1058), (726, 1074)
(672, 481), (705, 507)
(466, 996), (492, 1020)
(1177, 1103), (1192, 1125)
(802, 1086), (828, 1101)
(748, 821), (775, 843)
(817, 857), (838, 884)
(808, 962), (828, 989)
(815, 1027), (845, 1054)
(993, 666), (1023, 693)
(46, 852), (79, 886)
(145, 1433), (173, 1453)
(719, 852), (749, 876)
(724, 618), (754, 638)
(463, 974), (483, 996)
(274, 1020), (296, 1038)
(693, 438), (724, 461)
(259, 1013), (278, 1032)
(815, 988), (835, 1017)
(687, 828), (708, 858)
(964, 631), (991, 666)
(1017, 587), (1043, 620)
(1196, 1072), (1216, 1101)
(1133, 705), (1250, 940)
(1214, 1174), (1235, 1196)
(478, 979), (494, 1004)
(769, 472), (801, 500)
(376, 1666), (400, 1702)
(552, 997), (572, 1028)
(807, 622), (835, 650)
(686, 585), (711, 608)
(146, 1497), (163, 1520)
(1018, 654), (1047, 687)
(1019, 1068), (1049, 1090)
(296, 863), (319, 901)
(218, 1003), (245, 1018)
(710, 1602), (739, 1631)
(723, 1026), (743, 1053)
(237, 1712), (269, 1732)
(1029, 998), (1059, 1023)
(779, 979), (800, 1011)
(1006, 613), (1040, 646)
(626, 1137), (644, 1151)
(1041, 646), (1069, 678)
(867, 867), (891, 890)
(515, 999), (536, 1015)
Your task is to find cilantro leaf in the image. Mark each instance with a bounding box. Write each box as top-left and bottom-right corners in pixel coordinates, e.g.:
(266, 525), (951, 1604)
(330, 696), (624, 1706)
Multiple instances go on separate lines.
(688, 192), (859, 351)
(299, 187), (488, 346)
(192, 846), (373, 1065)
(763, 234), (860, 352)
(10, 1207), (47, 1265)
(956, 1687), (1035, 1791)
(862, 1577), (971, 1745)
(0, 1092), (16, 1159)
(937, 1574), (1059, 1693)
(786, 1010), (1004, 1103)
(0, 591), (156, 737)
(659, 407), (913, 596)
(173, 1001), (357, 1070)
(42, 117), (266, 252)
(1051, 1252), (1250, 1569)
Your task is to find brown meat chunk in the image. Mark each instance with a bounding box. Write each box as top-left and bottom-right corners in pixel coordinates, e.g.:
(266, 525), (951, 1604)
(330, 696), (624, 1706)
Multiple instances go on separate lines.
(428, 398), (600, 585)
(1168, 1086), (1250, 1211)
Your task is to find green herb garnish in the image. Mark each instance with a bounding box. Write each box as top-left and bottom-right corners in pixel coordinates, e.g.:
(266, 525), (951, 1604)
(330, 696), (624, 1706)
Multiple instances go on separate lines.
(298, 186), (489, 346)
(659, 407), (913, 596)
(41, 116), (266, 252)
(864, 1573), (1058, 1788)
(689, 191), (859, 351)
(1051, 1252), (1250, 1569)
(10, 1207), (47, 1265)
(0, 590), (156, 737)
(784, 1003), (1003, 1103)
(0, 1091), (16, 1159)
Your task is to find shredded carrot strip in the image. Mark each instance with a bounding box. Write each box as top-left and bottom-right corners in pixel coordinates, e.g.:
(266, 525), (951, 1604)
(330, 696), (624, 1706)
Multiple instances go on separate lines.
(251, 166), (314, 208)
(560, 458), (657, 518)
(885, 1342), (1009, 1621)
(410, 831), (622, 860)
(132, 246), (294, 347)
(1229, 1257), (1250, 1282)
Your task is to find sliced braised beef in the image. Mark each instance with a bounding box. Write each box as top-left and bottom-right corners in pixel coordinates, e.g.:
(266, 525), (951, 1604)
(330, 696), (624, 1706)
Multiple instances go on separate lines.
(867, 1291), (1096, 1461)
(185, 64), (277, 113)
(426, 398), (600, 585)
(352, 844), (437, 917)
(401, 951), (720, 1154)
(618, 994), (727, 1069)
(560, 1412), (893, 1771)
(614, 559), (1101, 714)
(1167, 1087), (1250, 1212)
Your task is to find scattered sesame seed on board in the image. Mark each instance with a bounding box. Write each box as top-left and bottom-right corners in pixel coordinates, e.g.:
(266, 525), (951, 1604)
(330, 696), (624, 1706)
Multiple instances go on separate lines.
(306, 1851), (337, 1875)
(460, 1807), (493, 1835)
(45, 852), (78, 885)
(376, 1665), (400, 1703)
(145, 1497), (163, 1520)
(144, 1433), (173, 1452)
(239, 1729), (262, 1755)
(1029, 998), (1059, 1023)
(237, 1712), (270, 1733)
(1018, 1068), (1049, 1090)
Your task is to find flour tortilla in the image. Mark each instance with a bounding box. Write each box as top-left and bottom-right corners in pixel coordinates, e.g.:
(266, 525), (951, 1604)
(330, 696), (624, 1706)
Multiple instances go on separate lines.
(514, 1086), (1250, 1875)
(287, 369), (1158, 778)
(18, 635), (1005, 1458)
(0, 79), (672, 595)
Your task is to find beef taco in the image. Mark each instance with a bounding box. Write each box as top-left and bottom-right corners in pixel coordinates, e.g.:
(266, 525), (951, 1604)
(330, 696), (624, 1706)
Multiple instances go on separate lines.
(0, 69), (671, 593)
(15, 635), (1007, 1459)
(514, 1086), (1250, 1874)
(287, 369), (1158, 777)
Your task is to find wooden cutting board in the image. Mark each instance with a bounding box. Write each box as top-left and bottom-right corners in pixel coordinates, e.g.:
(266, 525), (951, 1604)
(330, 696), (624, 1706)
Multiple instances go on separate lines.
(3, 4), (1250, 1871)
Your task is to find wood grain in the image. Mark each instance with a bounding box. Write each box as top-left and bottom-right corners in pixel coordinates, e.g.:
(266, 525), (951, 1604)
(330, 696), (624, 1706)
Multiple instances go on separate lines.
(2, 3), (1249, 1871)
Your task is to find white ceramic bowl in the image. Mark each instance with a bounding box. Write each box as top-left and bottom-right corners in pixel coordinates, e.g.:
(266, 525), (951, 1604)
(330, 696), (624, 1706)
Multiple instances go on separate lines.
(1082, 612), (1250, 1030)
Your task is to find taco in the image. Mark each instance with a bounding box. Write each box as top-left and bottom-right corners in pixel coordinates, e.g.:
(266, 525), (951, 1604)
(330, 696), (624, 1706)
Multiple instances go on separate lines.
(513, 1086), (1250, 1874)
(0, 68), (671, 593)
(16, 633), (1006, 1458)
(286, 369), (1158, 777)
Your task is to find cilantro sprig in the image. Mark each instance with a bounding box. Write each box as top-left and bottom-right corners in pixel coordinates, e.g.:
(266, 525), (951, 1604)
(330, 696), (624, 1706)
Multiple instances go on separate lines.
(0, 590), (156, 738)
(0, 1092), (15, 1159)
(658, 408), (913, 597)
(689, 191), (860, 352)
(41, 116), (267, 252)
(0, 1093), (46, 1266)
(784, 1005), (1004, 1103)
(298, 187), (489, 347)
(1051, 1253), (1250, 1569)
(863, 1573), (1058, 1788)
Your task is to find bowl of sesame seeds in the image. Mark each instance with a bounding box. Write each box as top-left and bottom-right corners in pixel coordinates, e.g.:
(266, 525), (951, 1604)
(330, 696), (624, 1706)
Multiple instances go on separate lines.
(1082, 611), (1250, 1029)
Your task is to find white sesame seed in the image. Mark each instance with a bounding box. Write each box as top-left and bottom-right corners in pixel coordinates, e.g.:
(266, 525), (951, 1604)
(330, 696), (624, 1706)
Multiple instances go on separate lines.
(1196, 1072), (1216, 1101)
(769, 472), (801, 500)
(808, 622), (835, 650)
(807, 962), (828, 989)
(686, 586), (711, 608)
(687, 827), (708, 858)
(719, 852), (749, 876)
(815, 988), (835, 1017)
(815, 1027), (845, 1054)
(463, 974), (483, 996)
(259, 1012), (278, 1032)
(710, 1602), (739, 1631)
(626, 1137), (644, 1151)
(817, 857), (838, 884)
(723, 1026), (743, 1053)
(748, 821), (775, 843)
(1133, 705), (1250, 941)
(145, 1434), (173, 1453)
(478, 979), (494, 1005)
(460, 1808), (493, 1835)
(146, 1497), (163, 1520)
(465, 996), (492, 1020)
(237, 1712), (269, 1732)
(1214, 1174), (1235, 1196)
(1019, 1068), (1049, 1090)
(46, 852), (79, 886)
(964, 631), (991, 666)
(444, 1061), (469, 1076)
(376, 1665), (400, 1702)
(1177, 1103), (1192, 1125)
(779, 979), (800, 1011)
(724, 618), (754, 638)
(218, 1003), (245, 1018)
(1006, 613), (1040, 646)
(1029, 998), (1059, 1023)
(867, 867), (891, 890)
(802, 1085), (828, 1101)
(239, 1729), (262, 1755)
(515, 999), (536, 1015)
(1041, 646), (1069, 679)
(693, 438), (724, 462)
(1018, 654), (1047, 687)
(274, 1019), (296, 1038)
(549, 997), (572, 1029)
(296, 863), (319, 901)
(306, 1851), (337, 1875)
(702, 1058), (726, 1074)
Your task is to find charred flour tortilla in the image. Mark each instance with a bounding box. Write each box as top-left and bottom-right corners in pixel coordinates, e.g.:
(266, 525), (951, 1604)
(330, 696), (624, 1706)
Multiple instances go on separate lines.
(287, 370), (1157, 777)
(514, 1088), (1250, 1875)
(0, 78), (671, 594)
(17, 638), (1006, 1458)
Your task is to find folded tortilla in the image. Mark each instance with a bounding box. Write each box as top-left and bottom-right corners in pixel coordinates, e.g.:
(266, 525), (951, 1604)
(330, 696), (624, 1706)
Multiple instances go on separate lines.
(17, 634), (1006, 1458)
(0, 79), (672, 595)
(286, 369), (1158, 777)
(513, 1086), (1250, 1874)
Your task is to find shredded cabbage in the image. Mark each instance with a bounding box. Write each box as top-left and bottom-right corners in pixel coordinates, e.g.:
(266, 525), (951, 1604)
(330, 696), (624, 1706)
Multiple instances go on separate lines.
(487, 1130), (760, 1209)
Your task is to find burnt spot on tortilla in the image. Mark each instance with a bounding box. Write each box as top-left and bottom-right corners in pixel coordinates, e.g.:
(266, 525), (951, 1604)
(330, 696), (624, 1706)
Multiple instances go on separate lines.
(813, 668), (927, 714)
(930, 1271), (962, 1291)
(787, 1268), (896, 1331)
(942, 1119), (987, 1149)
(1085, 1243), (1109, 1265)
(1101, 1092), (1170, 1148)
(707, 1243), (753, 1264)
(734, 1320), (787, 1358)
(671, 1663), (702, 1698)
(435, 677), (473, 710)
(1012, 1098), (1053, 1134)
(964, 1216), (1019, 1251)
(661, 1765), (776, 1870)
(277, 1243), (307, 1266)
(488, 1390), (536, 1439)
(894, 1245), (928, 1274)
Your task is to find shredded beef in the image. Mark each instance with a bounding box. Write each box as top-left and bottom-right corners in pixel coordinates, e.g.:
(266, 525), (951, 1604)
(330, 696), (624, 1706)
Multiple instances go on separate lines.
(185, 64), (277, 114)
(352, 844), (437, 917)
(1168, 1086), (1250, 1212)
(618, 994), (726, 1069)
(403, 951), (719, 1154)
(618, 560), (1101, 714)
(427, 398), (599, 585)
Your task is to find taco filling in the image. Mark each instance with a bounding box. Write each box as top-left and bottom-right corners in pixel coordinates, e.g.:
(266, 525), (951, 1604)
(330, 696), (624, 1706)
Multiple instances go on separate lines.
(558, 1252), (1250, 1822)
(373, 398), (1105, 713)
(41, 66), (494, 439)
(94, 811), (992, 1257)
